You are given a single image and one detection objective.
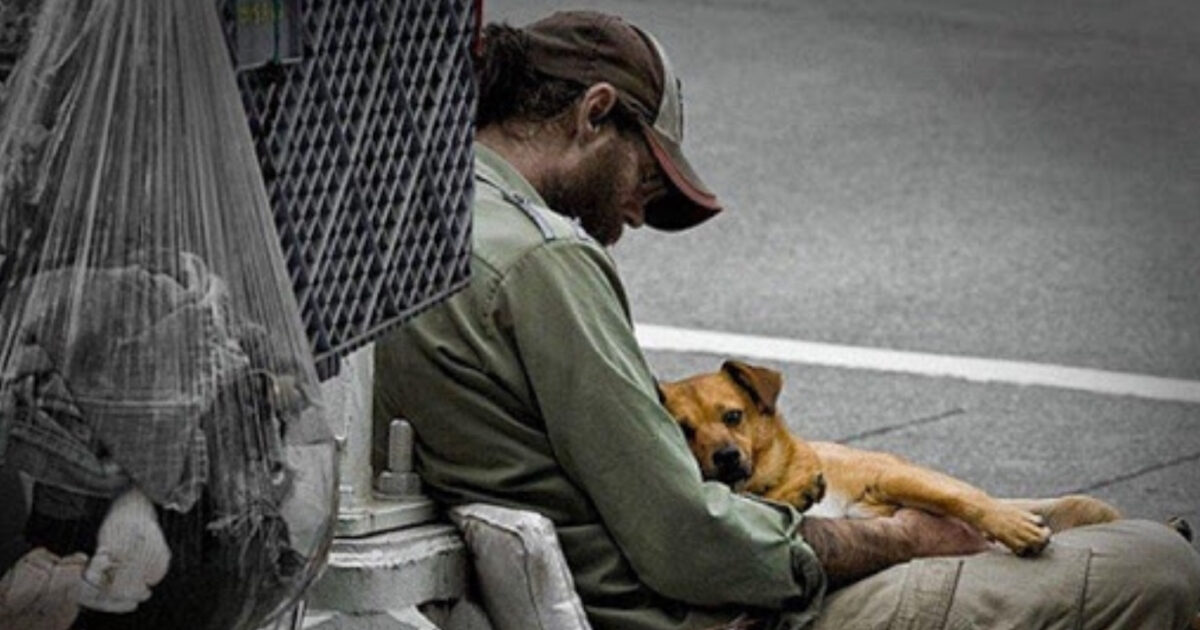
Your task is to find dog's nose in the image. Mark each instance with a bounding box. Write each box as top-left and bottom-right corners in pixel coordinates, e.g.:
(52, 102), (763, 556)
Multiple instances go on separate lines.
(712, 446), (741, 469)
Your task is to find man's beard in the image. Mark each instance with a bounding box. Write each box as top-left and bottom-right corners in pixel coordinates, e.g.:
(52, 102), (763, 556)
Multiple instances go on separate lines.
(540, 140), (627, 246)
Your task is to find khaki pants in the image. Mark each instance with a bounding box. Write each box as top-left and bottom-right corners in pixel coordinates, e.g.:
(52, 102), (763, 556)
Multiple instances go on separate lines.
(811, 520), (1200, 630)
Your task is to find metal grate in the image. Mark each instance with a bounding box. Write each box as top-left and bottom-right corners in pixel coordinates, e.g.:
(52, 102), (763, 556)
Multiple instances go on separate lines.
(2, 0), (476, 380)
(227, 0), (476, 379)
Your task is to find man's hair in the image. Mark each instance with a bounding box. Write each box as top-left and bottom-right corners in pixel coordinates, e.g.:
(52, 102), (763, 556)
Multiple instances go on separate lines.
(474, 23), (639, 133)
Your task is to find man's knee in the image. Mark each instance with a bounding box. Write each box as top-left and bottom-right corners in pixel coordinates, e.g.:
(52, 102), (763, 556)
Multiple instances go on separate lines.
(1062, 519), (1200, 627)
(1119, 520), (1200, 616)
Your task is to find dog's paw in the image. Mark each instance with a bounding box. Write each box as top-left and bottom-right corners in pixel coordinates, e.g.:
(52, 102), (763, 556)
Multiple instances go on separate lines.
(981, 506), (1051, 557)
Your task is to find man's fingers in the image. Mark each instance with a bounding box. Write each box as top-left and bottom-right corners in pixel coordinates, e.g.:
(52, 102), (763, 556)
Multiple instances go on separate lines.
(2, 548), (53, 607)
(0, 549), (86, 630)
(3, 549), (84, 609)
(43, 553), (86, 603)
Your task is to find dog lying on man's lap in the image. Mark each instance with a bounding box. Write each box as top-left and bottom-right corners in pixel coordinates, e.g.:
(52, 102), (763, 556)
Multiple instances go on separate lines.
(657, 360), (1125, 557)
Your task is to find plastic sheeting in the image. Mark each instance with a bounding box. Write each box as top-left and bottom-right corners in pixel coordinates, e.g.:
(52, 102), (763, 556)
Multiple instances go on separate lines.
(0, 0), (337, 628)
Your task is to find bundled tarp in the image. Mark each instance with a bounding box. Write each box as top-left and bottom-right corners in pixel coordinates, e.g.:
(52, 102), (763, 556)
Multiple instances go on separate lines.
(0, 0), (336, 628)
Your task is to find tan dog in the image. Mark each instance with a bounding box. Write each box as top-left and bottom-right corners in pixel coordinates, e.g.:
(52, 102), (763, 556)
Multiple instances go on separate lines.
(658, 360), (1124, 556)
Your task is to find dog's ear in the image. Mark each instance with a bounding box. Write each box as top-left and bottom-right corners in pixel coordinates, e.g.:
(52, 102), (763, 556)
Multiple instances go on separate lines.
(721, 360), (782, 415)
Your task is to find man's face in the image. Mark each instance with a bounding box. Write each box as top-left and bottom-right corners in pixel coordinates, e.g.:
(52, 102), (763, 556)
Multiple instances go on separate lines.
(542, 128), (668, 246)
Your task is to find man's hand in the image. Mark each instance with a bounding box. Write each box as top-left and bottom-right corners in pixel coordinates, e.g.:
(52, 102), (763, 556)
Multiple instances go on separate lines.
(800, 509), (990, 588)
(77, 488), (171, 613)
(0, 548), (87, 630)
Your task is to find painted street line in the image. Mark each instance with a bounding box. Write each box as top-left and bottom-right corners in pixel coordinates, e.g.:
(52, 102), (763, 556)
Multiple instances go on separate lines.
(635, 323), (1200, 405)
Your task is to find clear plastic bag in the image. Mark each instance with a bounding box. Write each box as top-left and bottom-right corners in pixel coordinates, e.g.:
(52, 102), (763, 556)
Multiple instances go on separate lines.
(0, 1), (337, 628)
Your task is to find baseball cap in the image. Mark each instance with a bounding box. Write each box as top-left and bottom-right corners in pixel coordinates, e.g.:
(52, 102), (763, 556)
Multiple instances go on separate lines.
(522, 11), (723, 231)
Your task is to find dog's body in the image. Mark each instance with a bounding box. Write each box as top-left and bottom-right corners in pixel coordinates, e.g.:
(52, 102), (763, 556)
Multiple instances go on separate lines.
(658, 360), (1123, 556)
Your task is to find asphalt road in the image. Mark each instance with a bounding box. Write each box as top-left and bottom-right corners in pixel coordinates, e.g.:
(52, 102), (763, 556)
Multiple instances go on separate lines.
(483, 0), (1200, 531)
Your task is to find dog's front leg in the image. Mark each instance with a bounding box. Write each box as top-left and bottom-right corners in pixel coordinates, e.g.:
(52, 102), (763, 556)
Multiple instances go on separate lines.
(832, 447), (1052, 556)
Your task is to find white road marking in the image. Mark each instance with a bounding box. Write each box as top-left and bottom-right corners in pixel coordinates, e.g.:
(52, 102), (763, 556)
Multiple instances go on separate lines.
(634, 323), (1200, 405)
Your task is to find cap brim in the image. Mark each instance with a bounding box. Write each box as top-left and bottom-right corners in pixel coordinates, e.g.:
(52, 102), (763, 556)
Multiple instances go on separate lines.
(640, 122), (722, 231)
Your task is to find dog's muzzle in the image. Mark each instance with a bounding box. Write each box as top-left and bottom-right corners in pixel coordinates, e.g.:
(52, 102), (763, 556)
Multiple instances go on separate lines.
(710, 445), (751, 486)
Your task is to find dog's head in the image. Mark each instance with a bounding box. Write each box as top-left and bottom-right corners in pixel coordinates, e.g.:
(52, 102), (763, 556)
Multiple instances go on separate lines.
(658, 360), (823, 505)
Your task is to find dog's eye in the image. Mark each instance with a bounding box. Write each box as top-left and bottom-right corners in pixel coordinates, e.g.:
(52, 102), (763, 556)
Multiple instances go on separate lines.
(722, 410), (743, 426)
(679, 423), (696, 440)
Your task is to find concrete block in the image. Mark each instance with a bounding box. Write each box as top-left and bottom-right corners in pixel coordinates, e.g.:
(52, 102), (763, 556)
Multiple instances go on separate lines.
(335, 496), (438, 537)
(306, 524), (468, 613)
(303, 607), (439, 630)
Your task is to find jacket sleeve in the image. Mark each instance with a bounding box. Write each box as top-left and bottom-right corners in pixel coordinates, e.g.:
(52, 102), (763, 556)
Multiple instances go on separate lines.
(493, 240), (826, 611)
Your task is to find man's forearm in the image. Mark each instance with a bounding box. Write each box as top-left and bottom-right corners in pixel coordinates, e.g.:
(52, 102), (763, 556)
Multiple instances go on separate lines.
(799, 515), (912, 587)
(800, 509), (990, 588)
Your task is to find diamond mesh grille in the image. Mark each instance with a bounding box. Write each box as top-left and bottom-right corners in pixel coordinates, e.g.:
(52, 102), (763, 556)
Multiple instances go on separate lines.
(227, 0), (476, 379)
(2, 1), (476, 380)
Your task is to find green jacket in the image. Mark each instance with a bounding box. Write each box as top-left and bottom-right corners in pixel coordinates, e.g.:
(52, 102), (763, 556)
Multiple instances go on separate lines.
(374, 144), (825, 630)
